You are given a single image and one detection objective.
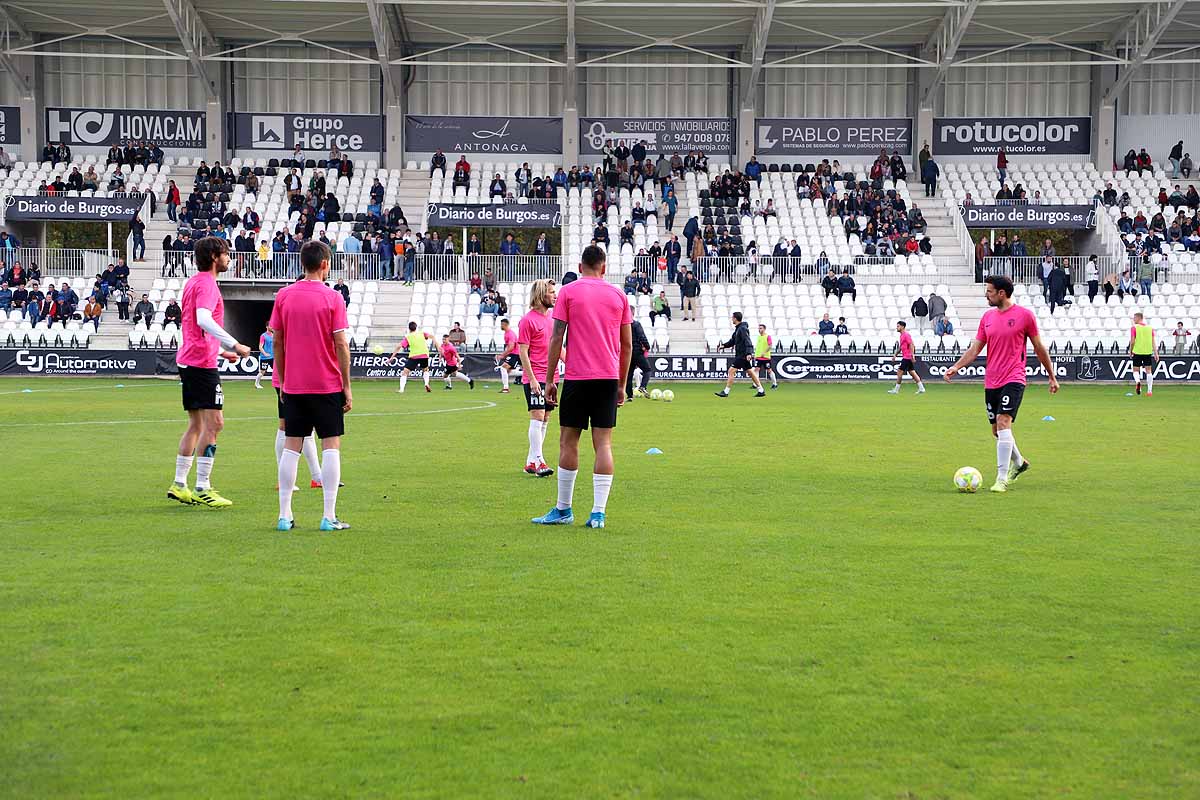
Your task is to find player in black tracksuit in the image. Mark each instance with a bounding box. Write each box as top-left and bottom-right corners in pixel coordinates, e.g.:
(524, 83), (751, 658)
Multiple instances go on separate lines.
(714, 312), (765, 398)
(625, 319), (653, 401)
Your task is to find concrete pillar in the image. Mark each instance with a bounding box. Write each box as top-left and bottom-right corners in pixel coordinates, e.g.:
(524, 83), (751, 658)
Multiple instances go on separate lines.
(563, 106), (579, 166)
(1091, 64), (1118, 171)
(737, 106), (754, 169)
(205, 101), (225, 163)
(385, 103), (404, 170)
(9, 54), (39, 162)
(916, 106), (935, 159)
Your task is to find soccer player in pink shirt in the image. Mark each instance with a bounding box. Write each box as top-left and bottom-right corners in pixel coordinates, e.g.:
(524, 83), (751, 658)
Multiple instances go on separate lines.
(517, 279), (557, 478)
(439, 334), (475, 390)
(495, 318), (521, 393)
(945, 275), (1059, 493)
(888, 320), (926, 394)
(532, 246), (632, 528)
(167, 237), (250, 508)
(270, 241), (353, 531)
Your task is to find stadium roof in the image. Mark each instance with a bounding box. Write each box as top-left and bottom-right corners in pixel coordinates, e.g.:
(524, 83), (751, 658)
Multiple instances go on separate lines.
(0, 0), (1197, 75)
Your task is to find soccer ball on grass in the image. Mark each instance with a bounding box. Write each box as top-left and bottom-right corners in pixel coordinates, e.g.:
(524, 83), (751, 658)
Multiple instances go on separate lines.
(662, 389), (674, 402)
(953, 466), (983, 493)
(650, 389), (663, 401)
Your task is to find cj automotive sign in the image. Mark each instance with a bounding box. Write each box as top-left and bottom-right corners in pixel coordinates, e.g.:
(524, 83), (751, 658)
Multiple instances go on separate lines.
(3, 195), (145, 222)
(580, 118), (734, 157)
(405, 115), (563, 154)
(933, 116), (1091, 156)
(46, 107), (205, 149)
(756, 118), (912, 156)
(960, 204), (1097, 230)
(233, 113), (384, 153)
(426, 203), (561, 228)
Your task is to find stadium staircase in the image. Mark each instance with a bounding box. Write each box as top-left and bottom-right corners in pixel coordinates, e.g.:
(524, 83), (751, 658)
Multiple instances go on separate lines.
(398, 169), (433, 232)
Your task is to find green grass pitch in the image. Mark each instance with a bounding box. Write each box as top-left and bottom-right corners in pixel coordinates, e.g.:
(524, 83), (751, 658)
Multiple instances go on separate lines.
(3, 378), (1198, 798)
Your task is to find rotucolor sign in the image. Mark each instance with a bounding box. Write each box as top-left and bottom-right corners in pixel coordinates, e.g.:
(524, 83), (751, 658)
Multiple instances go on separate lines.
(959, 204), (1097, 229)
(755, 118), (912, 156)
(933, 116), (1091, 156)
(425, 203), (561, 228)
(404, 115), (563, 154)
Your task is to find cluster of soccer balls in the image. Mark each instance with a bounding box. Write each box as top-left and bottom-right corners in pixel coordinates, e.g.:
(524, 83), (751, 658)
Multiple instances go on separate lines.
(953, 466), (983, 493)
(649, 389), (675, 402)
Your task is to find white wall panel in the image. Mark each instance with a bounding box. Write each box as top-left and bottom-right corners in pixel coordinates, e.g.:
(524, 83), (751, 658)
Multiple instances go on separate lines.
(582, 51), (728, 117)
(233, 45), (379, 113)
(0, 80), (21, 106)
(762, 52), (910, 118)
(43, 40), (206, 109)
(939, 49), (1090, 116)
(1117, 114), (1200, 162)
(1121, 61), (1200, 115)
(408, 50), (562, 115)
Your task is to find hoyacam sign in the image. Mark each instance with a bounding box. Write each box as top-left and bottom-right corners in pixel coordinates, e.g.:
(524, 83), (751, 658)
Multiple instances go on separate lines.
(45, 107), (205, 148)
(426, 203), (561, 228)
(755, 118), (912, 156)
(933, 116), (1091, 156)
(3, 195), (146, 222)
(579, 118), (734, 157)
(233, 113), (384, 153)
(960, 204), (1097, 230)
(404, 115), (564, 154)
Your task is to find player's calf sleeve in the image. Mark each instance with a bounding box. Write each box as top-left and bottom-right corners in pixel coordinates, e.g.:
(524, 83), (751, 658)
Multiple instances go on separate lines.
(592, 473), (613, 514)
(996, 429), (1014, 481)
(275, 429), (286, 465)
(500, 369), (509, 389)
(174, 454), (194, 485)
(195, 443), (216, 491)
(321, 450), (340, 520)
(302, 435), (321, 478)
(557, 468), (577, 510)
(278, 449), (300, 520)
(527, 420), (541, 464)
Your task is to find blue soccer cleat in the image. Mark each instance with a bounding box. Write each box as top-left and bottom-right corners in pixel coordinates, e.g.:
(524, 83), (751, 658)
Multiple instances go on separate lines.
(276, 518), (295, 531)
(585, 512), (606, 529)
(531, 507), (574, 525)
(320, 518), (352, 531)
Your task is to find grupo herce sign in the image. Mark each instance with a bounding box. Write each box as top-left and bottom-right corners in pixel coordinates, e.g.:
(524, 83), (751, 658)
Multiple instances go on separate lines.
(232, 113), (383, 153)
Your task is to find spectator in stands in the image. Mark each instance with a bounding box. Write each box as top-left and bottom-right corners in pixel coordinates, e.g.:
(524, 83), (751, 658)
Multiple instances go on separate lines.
(56, 141), (71, 165)
(82, 294), (102, 330)
(8, 282), (25, 314)
(1137, 255), (1155, 299)
(0, 148), (10, 170)
(681, 270), (700, 320)
(1137, 148), (1153, 175)
(1083, 255), (1100, 301)
(23, 282), (42, 324)
(106, 143), (123, 166)
(430, 149), (447, 176)
(1173, 322), (1191, 354)
(284, 168), (302, 201)
(836, 269), (856, 301)
(834, 317), (849, 336)
(818, 313), (834, 335)
(56, 282), (78, 320)
(1169, 140), (1185, 178)
(650, 290), (671, 324)
(0, 230), (20, 250)
(1122, 148), (1138, 176)
(821, 267), (838, 298)
(484, 267), (497, 295)
(921, 155), (939, 197)
(996, 147), (1008, 185)
(1040, 238), (1055, 259)
(488, 173), (506, 200)
(0, 281), (10, 311)
(478, 291), (499, 320)
(453, 156), (470, 188)
(927, 291), (947, 330)
(918, 142), (931, 177)
(1182, 154), (1194, 179)
(962, 191), (975, 206)
(662, 234), (681, 283)
(107, 169), (125, 192)
(447, 322), (467, 348)
(1048, 261), (1069, 314)
(910, 294), (928, 331)
(1009, 234), (1027, 259)
(745, 156), (762, 185)
(245, 172), (260, 197)
(129, 213), (146, 261)
(631, 140), (647, 167)
(1101, 182), (1118, 206)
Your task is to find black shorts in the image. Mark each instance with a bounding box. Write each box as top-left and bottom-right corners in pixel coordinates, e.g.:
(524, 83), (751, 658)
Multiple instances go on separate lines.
(276, 387), (285, 419)
(501, 353), (521, 369)
(899, 358), (916, 372)
(558, 379), (618, 430)
(281, 391), (345, 439)
(404, 356), (429, 372)
(179, 366), (223, 411)
(259, 357), (273, 371)
(445, 364), (459, 376)
(1131, 353), (1154, 367)
(984, 382), (1025, 423)
(733, 356), (754, 371)
(756, 359), (772, 372)
(524, 381), (557, 413)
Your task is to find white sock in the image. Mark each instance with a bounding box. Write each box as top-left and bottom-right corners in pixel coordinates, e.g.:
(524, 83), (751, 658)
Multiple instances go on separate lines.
(278, 449), (300, 520)
(721, 386), (730, 395)
(916, 380), (925, 391)
(557, 467), (577, 510)
(500, 368), (510, 389)
(1010, 438), (1024, 469)
(302, 435), (321, 479)
(254, 374), (261, 388)
(195, 445), (216, 491)
(1146, 371), (1153, 392)
(458, 371), (471, 382)
(592, 473), (613, 514)
(527, 419), (541, 464)
(321, 449), (340, 520)
(539, 421), (549, 462)
(423, 371), (430, 387)
(996, 429), (1014, 482)
(174, 454), (193, 485)
(400, 373), (408, 392)
(894, 382), (901, 391)
(274, 429), (286, 465)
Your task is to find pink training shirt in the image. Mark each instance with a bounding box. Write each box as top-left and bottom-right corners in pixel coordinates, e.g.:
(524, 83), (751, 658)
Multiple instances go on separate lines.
(976, 303), (1038, 389)
(441, 341), (459, 366)
(503, 327), (518, 353)
(517, 309), (552, 384)
(177, 271), (223, 369)
(268, 280), (349, 394)
(551, 276), (632, 381)
(899, 330), (914, 360)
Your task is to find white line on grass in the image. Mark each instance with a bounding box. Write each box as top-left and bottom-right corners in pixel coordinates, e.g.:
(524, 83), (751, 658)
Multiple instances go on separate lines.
(0, 401), (499, 428)
(0, 382), (175, 396)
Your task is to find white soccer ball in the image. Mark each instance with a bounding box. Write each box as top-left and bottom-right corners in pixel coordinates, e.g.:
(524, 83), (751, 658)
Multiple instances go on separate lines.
(662, 389), (675, 403)
(372, 344), (385, 356)
(954, 466), (983, 493)
(650, 388), (663, 401)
